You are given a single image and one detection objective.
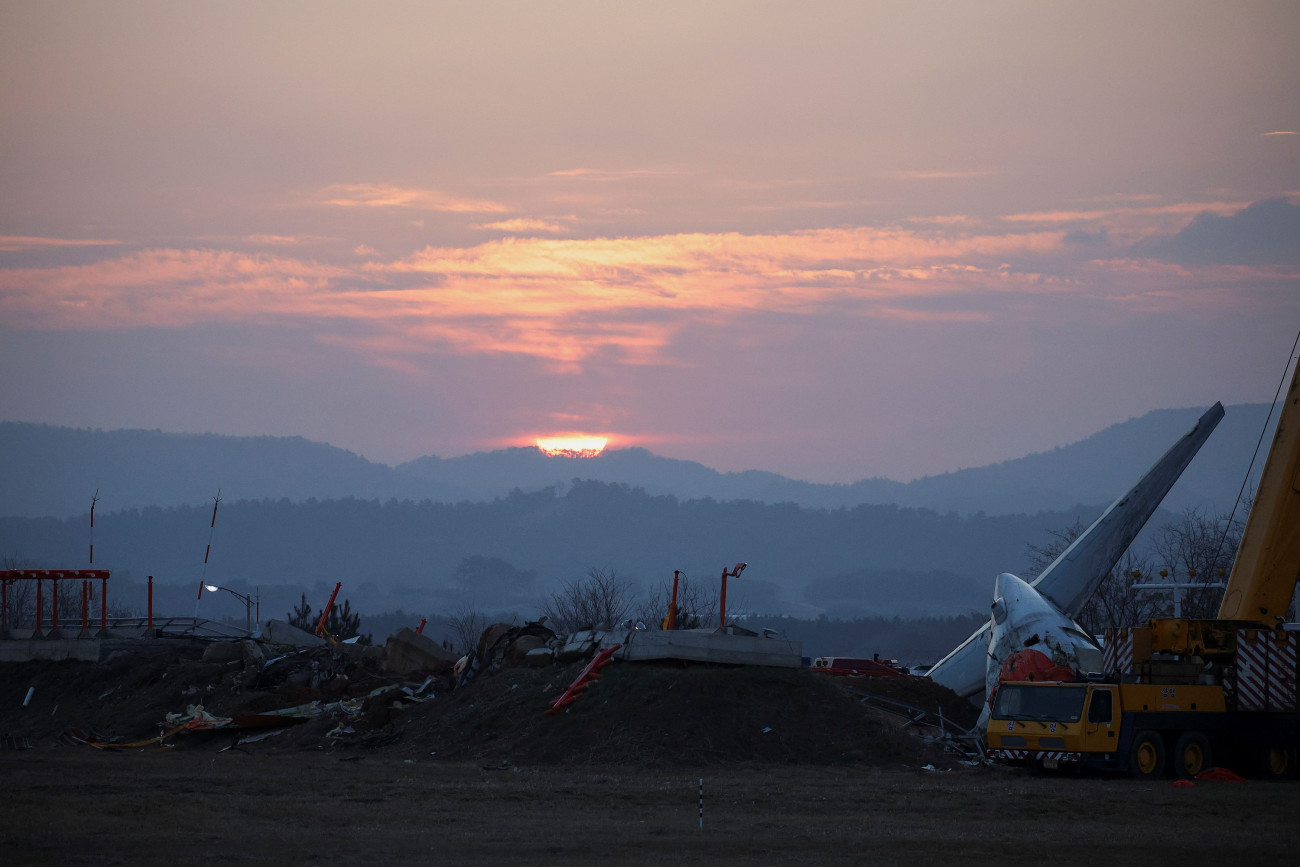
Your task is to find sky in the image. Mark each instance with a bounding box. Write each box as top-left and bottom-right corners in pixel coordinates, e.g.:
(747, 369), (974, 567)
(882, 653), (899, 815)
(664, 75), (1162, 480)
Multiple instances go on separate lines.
(2, 1), (1298, 483)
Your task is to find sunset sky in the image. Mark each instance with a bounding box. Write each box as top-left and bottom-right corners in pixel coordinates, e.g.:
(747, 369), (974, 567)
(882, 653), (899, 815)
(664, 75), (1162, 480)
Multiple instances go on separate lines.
(2, 1), (1298, 483)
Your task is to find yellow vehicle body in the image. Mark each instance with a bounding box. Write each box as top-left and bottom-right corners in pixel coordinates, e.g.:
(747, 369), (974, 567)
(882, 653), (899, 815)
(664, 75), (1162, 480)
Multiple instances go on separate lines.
(987, 681), (1231, 775)
(1218, 360), (1300, 624)
(988, 358), (1300, 778)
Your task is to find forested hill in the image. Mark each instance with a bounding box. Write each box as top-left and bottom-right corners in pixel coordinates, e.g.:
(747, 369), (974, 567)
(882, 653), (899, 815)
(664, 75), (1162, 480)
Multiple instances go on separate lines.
(0, 481), (1104, 619)
(0, 402), (1266, 519)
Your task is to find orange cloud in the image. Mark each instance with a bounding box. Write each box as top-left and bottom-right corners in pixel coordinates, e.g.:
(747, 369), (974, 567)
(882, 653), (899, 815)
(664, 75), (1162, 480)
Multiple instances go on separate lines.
(3, 225), (1281, 370)
(471, 218), (574, 234)
(241, 234), (336, 246)
(319, 183), (509, 213)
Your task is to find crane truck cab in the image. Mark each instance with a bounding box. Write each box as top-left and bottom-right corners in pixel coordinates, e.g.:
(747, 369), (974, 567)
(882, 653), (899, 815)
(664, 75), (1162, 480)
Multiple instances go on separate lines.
(987, 618), (1300, 778)
(985, 677), (1246, 777)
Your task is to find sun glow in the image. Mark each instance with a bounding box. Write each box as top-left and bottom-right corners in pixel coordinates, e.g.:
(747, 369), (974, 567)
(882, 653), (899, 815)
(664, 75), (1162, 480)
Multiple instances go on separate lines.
(535, 436), (609, 458)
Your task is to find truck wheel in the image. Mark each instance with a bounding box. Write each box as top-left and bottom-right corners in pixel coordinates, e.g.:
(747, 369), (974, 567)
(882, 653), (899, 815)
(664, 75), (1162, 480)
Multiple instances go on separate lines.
(1172, 732), (1211, 779)
(1129, 730), (1166, 779)
(1258, 745), (1296, 780)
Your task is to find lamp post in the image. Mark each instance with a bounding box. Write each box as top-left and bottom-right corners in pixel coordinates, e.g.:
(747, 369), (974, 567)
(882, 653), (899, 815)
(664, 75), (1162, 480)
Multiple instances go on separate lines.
(718, 562), (747, 630)
(204, 584), (258, 632)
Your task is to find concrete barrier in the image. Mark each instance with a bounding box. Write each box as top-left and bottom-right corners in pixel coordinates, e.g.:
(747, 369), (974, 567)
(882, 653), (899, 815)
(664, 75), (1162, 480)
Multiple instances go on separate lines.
(620, 629), (802, 667)
(0, 640), (102, 662)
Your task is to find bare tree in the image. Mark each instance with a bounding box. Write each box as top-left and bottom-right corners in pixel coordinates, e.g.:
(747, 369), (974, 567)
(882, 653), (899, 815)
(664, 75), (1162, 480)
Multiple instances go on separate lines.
(1146, 506), (1243, 619)
(1024, 521), (1156, 634)
(1076, 550), (1159, 635)
(1024, 505), (1248, 632)
(541, 567), (636, 634)
(635, 572), (720, 630)
(1024, 519), (1089, 580)
(2, 554), (35, 629)
(448, 605), (486, 655)
(2, 579), (35, 630)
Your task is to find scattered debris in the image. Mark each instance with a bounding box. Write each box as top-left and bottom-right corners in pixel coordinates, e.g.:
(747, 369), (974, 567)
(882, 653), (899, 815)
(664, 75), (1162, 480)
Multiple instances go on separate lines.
(0, 619), (975, 768)
(1196, 767), (1246, 782)
(382, 628), (457, 677)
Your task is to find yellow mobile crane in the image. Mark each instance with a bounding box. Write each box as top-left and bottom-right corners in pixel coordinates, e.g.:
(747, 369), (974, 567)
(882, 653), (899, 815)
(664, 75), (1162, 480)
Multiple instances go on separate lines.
(986, 358), (1300, 778)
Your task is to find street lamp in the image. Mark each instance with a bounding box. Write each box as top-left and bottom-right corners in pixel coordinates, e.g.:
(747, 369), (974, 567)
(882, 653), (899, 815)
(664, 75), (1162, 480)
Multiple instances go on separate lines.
(204, 584), (259, 632)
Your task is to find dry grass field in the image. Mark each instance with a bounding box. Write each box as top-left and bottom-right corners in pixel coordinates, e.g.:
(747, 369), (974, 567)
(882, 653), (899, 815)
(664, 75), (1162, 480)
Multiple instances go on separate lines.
(3, 648), (1299, 865)
(3, 750), (1299, 866)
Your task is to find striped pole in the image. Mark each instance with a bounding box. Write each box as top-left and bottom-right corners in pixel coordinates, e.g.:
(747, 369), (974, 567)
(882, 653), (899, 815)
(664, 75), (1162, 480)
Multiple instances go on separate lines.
(699, 778), (703, 830)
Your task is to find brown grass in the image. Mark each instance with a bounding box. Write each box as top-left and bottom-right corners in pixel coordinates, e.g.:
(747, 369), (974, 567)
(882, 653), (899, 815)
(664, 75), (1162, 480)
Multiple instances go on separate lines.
(3, 751), (1299, 865)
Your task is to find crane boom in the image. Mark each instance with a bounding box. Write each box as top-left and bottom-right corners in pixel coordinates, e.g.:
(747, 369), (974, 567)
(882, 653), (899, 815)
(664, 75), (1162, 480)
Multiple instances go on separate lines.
(1217, 360), (1300, 623)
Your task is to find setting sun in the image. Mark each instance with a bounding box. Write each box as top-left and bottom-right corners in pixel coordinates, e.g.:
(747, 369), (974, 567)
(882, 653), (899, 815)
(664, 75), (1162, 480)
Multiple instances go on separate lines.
(535, 436), (609, 458)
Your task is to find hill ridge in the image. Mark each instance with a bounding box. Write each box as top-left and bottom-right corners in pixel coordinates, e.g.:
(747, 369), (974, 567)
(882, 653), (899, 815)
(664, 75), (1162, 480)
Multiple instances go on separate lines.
(0, 403), (1272, 519)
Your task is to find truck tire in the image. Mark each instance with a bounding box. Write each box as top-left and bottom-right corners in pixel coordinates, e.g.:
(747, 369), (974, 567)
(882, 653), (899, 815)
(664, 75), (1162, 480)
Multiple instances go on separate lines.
(1129, 730), (1166, 779)
(1258, 745), (1296, 780)
(1172, 732), (1212, 779)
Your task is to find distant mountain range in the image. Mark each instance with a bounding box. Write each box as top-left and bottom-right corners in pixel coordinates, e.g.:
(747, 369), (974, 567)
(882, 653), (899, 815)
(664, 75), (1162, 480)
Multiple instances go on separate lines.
(0, 403), (1275, 520)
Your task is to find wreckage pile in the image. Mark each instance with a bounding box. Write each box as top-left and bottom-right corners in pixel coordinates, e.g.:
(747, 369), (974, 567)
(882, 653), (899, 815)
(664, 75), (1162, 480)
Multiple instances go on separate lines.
(0, 620), (976, 767)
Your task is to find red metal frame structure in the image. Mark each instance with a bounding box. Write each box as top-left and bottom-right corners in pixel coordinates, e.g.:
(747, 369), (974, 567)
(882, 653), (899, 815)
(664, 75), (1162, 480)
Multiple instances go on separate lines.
(314, 581), (343, 637)
(0, 570), (110, 637)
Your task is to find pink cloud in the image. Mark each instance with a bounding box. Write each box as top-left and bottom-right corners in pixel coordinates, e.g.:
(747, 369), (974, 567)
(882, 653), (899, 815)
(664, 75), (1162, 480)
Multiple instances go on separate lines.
(2, 225), (1285, 372)
(0, 235), (125, 252)
(319, 183), (509, 213)
(887, 170), (996, 180)
(471, 218), (574, 234)
(546, 168), (673, 181)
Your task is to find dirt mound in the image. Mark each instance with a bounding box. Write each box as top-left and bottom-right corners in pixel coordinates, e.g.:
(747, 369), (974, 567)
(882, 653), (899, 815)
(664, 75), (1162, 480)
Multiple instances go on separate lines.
(835, 674), (981, 731)
(0, 642), (973, 768)
(371, 662), (970, 768)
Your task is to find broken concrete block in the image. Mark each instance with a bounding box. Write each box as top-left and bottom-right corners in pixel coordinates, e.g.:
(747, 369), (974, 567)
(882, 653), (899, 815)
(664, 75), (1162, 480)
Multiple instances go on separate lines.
(620, 629), (802, 667)
(260, 619), (327, 648)
(475, 623), (515, 659)
(202, 641), (243, 662)
(383, 627), (458, 676)
(555, 630), (597, 663)
(524, 647), (554, 667)
(240, 640), (265, 665)
(505, 634), (548, 666)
